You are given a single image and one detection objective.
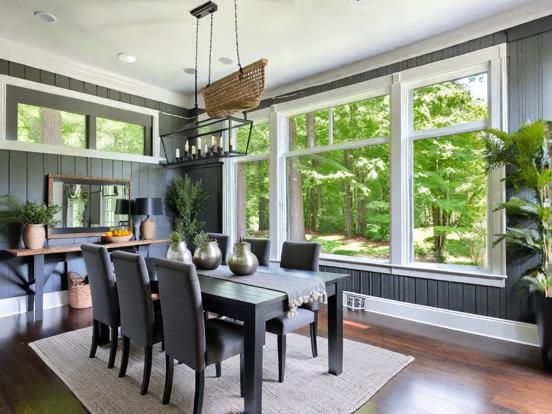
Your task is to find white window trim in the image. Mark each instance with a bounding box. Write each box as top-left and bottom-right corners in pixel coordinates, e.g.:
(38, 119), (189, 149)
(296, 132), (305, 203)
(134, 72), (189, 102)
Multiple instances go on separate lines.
(0, 75), (161, 164)
(224, 44), (507, 286)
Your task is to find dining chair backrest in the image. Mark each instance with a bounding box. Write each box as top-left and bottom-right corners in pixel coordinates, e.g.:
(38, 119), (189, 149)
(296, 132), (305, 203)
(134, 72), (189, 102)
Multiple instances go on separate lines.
(154, 258), (206, 371)
(244, 238), (270, 266)
(280, 241), (321, 271)
(81, 244), (119, 326)
(111, 251), (155, 347)
(208, 233), (229, 264)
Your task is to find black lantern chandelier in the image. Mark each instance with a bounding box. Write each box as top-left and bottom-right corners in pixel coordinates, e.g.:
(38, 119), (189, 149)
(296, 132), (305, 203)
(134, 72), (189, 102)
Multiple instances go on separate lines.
(160, 0), (262, 167)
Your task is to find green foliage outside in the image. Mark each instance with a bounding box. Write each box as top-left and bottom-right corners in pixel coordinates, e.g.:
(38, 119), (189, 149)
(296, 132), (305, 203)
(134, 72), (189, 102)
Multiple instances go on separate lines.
(167, 176), (209, 243)
(0, 195), (60, 226)
(239, 74), (490, 266)
(17, 103), (86, 148)
(96, 117), (145, 155)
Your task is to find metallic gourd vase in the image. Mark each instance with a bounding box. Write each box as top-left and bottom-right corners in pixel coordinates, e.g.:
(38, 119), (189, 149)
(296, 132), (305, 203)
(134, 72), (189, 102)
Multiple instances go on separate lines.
(166, 241), (193, 264)
(228, 238), (258, 276)
(193, 240), (222, 270)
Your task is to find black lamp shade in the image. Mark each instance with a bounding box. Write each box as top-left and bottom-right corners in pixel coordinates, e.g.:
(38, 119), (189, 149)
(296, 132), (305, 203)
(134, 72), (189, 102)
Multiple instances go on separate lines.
(134, 197), (163, 216)
(115, 199), (130, 215)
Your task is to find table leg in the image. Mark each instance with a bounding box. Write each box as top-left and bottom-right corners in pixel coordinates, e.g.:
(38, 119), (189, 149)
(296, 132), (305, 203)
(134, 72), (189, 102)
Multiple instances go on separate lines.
(243, 309), (264, 414)
(328, 279), (344, 375)
(31, 255), (45, 321)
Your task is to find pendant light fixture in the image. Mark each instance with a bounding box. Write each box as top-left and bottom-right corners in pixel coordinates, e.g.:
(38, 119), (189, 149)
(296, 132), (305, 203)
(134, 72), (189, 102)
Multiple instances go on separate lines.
(160, 0), (267, 167)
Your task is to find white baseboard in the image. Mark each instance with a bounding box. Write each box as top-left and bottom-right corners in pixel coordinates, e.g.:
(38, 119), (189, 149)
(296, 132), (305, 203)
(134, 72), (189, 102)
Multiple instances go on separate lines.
(0, 291), (68, 318)
(344, 292), (539, 347)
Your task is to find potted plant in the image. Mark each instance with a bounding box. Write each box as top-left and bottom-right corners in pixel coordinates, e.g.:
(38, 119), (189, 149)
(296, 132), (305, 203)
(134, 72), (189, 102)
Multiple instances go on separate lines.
(484, 119), (552, 368)
(0, 195), (60, 249)
(192, 231), (222, 270)
(167, 175), (209, 244)
(165, 230), (193, 263)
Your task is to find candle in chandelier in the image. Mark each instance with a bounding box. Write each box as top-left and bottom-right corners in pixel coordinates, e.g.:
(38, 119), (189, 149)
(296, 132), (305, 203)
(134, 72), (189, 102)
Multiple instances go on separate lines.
(211, 136), (216, 151)
(184, 141), (189, 158)
(191, 145), (196, 159)
(198, 146), (202, 157)
(175, 148), (180, 160)
(219, 136), (224, 154)
(204, 143), (209, 156)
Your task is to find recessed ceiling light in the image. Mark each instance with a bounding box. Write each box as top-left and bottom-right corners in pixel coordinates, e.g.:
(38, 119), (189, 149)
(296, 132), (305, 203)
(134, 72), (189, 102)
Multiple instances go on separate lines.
(117, 52), (137, 63)
(183, 67), (197, 75)
(33, 11), (57, 23)
(219, 57), (233, 65)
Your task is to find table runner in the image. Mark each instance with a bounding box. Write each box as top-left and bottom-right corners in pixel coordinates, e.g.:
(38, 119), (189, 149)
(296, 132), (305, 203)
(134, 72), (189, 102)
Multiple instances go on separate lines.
(198, 266), (326, 317)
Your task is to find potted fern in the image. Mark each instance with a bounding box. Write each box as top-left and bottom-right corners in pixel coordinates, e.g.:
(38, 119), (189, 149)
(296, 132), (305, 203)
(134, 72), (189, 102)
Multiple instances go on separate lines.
(0, 196), (60, 249)
(484, 120), (552, 368)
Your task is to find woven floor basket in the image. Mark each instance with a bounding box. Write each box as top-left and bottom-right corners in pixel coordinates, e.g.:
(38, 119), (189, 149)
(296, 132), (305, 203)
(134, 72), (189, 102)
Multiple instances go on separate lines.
(201, 58), (268, 118)
(68, 272), (92, 309)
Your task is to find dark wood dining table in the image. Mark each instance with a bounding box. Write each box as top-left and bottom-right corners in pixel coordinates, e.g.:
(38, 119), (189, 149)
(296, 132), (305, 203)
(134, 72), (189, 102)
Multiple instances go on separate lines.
(194, 265), (350, 414)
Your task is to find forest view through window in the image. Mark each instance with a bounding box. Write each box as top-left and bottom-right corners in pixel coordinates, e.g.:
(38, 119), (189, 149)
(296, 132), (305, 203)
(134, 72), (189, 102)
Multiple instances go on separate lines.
(287, 96), (391, 259)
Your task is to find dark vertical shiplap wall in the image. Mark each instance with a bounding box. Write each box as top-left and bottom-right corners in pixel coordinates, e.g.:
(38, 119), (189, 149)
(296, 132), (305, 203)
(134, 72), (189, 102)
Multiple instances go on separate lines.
(0, 60), (196, 301)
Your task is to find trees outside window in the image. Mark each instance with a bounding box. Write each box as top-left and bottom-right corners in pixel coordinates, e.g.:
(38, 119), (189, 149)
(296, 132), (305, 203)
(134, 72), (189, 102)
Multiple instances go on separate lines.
(96, 117), (145, 155)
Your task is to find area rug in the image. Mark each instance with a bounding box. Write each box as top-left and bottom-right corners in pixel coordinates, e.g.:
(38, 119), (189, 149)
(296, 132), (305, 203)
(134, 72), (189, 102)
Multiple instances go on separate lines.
(29, 327), (413, 413)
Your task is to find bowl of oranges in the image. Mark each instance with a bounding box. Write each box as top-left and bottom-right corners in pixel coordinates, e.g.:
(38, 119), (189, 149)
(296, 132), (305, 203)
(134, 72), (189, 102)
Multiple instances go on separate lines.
(101, 229), (133, 243)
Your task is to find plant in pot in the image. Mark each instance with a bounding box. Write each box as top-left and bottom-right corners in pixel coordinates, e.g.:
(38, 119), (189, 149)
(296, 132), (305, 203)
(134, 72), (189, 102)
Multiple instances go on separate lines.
(165, 230), (193, 264)
(484, 119), (552, 368)
(0, 196), (60, 249)
(167, 175), (209, 245)
(192, 231), (222, 270)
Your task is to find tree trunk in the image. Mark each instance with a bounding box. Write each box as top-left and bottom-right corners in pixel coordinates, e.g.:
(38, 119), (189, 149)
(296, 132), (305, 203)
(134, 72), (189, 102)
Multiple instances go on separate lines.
(306, 113), (321, 231)
(257, 162), (268, 232)
(236, 163), (247, 237)
(288, 119), (305, 241)
(343, 150), (353, 238)
(355, 170), (367, 236)
(40, 108), (62, 145)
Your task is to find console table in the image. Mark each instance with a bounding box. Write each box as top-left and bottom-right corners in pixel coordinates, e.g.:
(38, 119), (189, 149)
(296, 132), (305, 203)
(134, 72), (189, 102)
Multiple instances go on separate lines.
(3, 239), (168, 321)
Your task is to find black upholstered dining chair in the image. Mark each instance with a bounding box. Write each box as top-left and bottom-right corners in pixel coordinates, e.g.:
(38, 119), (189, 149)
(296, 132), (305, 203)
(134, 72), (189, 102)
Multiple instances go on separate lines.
(243, 238), (270, 266)
(154, 258), (245, 411)
(112, 251), (163, 396)
(81, 244), (120, 369)
(207, 233), (229, 265)
(266, 241), (321, 382)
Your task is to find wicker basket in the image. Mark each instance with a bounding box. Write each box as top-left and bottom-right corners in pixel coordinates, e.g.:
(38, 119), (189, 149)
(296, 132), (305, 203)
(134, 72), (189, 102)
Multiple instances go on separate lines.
(67, 272), (92, 309)
(201, 58), (268, 118)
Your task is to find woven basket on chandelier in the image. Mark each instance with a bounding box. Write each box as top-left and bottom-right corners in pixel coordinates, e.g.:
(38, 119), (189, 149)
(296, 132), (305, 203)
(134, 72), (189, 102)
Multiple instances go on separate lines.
(201, 58), (268, 118)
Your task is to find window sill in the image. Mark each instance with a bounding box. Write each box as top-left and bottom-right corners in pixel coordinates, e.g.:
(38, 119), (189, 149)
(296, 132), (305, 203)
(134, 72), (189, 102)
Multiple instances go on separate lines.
(317, 253), (506, 287)
(0, 140), (161, 164)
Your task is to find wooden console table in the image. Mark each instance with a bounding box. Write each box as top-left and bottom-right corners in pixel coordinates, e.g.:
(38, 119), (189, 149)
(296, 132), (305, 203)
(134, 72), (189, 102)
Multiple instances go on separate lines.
(3, 239), (168, 321)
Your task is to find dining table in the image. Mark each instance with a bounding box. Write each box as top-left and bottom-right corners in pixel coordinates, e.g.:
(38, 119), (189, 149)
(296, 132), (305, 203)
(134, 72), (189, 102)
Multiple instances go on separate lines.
(192, 264), (350, 414)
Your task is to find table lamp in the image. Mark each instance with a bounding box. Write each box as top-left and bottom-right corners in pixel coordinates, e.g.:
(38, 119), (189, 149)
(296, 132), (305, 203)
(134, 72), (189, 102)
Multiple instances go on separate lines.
(115, 199), (131, 227)
(134, 197), (163, 240)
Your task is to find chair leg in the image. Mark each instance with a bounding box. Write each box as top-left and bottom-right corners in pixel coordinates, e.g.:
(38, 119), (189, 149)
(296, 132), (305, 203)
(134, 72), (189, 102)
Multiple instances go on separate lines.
(141, 346), (153, 395)
(215, 362), (222, 378)
(239, 353), (244, 398)
(89, 320), (98, 358)
(118, 336), (130, 378)
(107, 325), (118, 369)
(161, 340), (165, 352)
(310, 310), (318, 358)
(193, 370), (205, 414)
(162, 355), (174, 405)
(277, 334), (286, 383)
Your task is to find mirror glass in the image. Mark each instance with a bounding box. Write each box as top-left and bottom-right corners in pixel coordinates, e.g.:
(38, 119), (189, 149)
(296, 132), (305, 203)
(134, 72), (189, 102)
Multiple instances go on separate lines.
(48, 175), (131, 238)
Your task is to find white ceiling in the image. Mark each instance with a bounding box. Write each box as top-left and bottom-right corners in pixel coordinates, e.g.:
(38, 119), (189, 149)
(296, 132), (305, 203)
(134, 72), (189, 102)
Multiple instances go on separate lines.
(0, 0), (549, 102)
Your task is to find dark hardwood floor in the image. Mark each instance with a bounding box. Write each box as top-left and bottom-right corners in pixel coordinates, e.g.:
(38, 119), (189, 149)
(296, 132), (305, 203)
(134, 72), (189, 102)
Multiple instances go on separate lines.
(0, 304), (551, 413)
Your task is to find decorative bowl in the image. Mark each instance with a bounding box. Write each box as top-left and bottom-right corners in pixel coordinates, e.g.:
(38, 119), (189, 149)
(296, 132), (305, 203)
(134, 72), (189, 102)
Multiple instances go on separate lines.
(101, 235), (132, 243)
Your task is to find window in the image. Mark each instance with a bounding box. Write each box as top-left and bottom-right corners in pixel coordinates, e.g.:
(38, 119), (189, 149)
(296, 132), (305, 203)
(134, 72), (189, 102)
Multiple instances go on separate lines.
(235, 123), (270, 239)
(411, 73), (489, 267)
(286, 95), (391, 260)
(17, 103), (86, 148)
(5, 85), (155, 158)
(96, 117), (145, 155)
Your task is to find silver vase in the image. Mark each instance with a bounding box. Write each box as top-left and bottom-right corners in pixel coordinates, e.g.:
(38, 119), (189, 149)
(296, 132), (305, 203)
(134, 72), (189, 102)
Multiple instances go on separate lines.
(228, 239), (258, 276)
(166, 241), (193, 264)
(193, 240), (222, 270)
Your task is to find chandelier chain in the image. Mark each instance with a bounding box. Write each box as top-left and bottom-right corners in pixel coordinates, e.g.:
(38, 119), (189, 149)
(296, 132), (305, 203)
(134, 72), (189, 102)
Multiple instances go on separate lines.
(208, 13), (214, 85)
(194, 17), (199, 111)
(234, 0), (242, 72)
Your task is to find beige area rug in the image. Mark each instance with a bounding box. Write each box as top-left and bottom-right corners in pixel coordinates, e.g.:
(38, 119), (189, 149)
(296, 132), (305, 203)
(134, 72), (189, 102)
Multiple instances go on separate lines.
(30, 327), (413, 413)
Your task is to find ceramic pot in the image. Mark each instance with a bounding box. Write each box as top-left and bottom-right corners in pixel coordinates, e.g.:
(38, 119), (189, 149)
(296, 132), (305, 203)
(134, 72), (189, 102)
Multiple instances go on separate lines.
(166, 241), (193, 264)
(140, 218), (155, 240)
(23, 224), (46, 249)
(228, 239), (258, 276)
(193, 240), (222, 270)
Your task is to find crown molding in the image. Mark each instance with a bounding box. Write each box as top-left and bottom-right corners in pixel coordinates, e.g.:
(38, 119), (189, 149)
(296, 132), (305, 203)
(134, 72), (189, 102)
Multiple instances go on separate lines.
(263, 0), (552, 100)
(0, 37), (193, 109)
